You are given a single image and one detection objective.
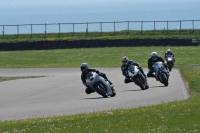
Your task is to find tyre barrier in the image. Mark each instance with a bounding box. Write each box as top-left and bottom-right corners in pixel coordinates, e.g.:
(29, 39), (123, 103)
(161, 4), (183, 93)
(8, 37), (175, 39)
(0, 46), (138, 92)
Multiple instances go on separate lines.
(0, 38), (199, 51)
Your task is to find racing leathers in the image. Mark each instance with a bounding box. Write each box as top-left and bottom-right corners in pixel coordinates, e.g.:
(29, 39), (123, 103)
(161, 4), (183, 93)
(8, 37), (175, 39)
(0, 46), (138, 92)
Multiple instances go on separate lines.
(81, 68), (112, 94)
(121, 60), (146, 83)
(147, 56), (168, 77)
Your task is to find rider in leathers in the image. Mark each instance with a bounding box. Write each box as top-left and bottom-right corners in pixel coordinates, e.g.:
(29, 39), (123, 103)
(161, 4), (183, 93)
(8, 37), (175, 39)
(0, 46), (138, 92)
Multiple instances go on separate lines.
(165, 49), (175, 63)
(121, 56), (147, 83)
(80, 63), (113, 94)
(147, 52), (169, 78)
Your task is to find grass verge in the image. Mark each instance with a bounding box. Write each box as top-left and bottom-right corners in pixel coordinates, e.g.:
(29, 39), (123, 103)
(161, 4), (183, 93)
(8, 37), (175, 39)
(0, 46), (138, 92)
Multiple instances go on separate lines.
(0, 76), (44, 82)
(0, 46), (200, 133)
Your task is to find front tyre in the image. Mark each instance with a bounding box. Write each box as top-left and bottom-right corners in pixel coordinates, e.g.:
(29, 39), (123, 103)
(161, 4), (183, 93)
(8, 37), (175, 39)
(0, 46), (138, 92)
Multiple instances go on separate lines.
(95, 83), (108, 98)
(137, 75), (146, 90)
(145, 84), (149, 89)
(160, 73), (168, 86)
(110, 87), (116, 97)
(167, 62), (173, 72)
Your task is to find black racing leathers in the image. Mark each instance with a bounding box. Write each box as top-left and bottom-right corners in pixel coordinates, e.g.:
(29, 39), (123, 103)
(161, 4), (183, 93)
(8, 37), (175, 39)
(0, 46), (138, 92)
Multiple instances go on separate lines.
(121, 60), (146, 83)
(147, 56), (168, 77)
(81, 68), (112, 94)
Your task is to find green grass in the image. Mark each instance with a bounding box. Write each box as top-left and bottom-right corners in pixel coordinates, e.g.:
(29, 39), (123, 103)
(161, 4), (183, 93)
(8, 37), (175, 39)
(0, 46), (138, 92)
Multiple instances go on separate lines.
(1, 30), (200, 43)
(0, 76), (45, 82)
(0, 46), (199, 68)
(0, 46), (200, 133)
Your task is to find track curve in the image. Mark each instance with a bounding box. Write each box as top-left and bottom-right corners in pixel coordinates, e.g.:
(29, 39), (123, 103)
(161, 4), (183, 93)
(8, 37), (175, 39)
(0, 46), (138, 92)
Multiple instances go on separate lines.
(0, 68), (189, 121)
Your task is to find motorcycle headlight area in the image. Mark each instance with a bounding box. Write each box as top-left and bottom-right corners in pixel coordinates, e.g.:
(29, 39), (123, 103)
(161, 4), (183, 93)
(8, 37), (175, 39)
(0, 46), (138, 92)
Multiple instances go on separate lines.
(168, 58), (172, 61)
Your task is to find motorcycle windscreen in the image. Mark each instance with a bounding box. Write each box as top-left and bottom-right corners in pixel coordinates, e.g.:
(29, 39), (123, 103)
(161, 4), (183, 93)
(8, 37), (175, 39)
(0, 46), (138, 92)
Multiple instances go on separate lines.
(153, 62), (164, 73)
(128, 65), (135, 73)
(166, 55), (173, 61)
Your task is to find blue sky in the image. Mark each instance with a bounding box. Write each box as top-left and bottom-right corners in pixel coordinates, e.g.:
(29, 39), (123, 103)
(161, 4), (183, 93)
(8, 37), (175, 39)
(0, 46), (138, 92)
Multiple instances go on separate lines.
(1, 0), (199, 6)
(0, 0), (199, 13)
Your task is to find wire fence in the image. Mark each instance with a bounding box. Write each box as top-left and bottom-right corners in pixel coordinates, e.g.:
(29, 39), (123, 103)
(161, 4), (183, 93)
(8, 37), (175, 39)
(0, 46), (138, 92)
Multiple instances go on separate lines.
(1, 20), (200, 36)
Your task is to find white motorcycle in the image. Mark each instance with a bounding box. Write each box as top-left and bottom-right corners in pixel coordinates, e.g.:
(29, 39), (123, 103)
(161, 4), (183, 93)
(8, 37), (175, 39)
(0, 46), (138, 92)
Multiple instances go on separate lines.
(128, 65), (149, 90)
(86, 72), (116, 98)
(153, 62), (169, 86)
(165, 55), (174, 72)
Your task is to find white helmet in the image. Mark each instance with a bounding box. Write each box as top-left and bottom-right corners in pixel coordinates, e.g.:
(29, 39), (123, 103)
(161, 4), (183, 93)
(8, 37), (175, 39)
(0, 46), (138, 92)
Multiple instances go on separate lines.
(80, 63), (89, 72)
(151, 52), (158, 60)
(167, 49), (171, 53)
(122, 56), (129, 65)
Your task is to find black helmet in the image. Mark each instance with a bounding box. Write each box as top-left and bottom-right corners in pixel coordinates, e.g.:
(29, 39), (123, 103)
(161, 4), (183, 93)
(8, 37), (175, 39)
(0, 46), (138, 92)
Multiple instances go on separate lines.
(80, 63), (89, 72)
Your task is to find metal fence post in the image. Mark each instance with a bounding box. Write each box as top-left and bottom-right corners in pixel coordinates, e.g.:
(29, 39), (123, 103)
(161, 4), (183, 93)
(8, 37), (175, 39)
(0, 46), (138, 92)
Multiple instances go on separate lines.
(31, 24), (32, 37)
(114, 21), (115, 35)
(154, 21), (155, 35)
(180, 20), (181, 34)
(44, 23), (47, 37)
(59, 23), (60, 37)
(141, 21), (143, 35)
(192, 20), (194, 34)
(127, 21), (129, 35)
(2, 25), (4, 39)
(17, 25), (19, 38)
(100, 22), (102, 36)
(167, 21), (168, 34)
(73, 23), (74, 36)
(86, 23), (88, 36)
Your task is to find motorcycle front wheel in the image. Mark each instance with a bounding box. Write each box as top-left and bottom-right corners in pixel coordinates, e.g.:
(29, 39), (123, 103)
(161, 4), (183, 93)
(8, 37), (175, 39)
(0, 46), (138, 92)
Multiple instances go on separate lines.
(94, 83), (108, 98)
(160, 73), (168, 86)
(137, 75), (146, 90)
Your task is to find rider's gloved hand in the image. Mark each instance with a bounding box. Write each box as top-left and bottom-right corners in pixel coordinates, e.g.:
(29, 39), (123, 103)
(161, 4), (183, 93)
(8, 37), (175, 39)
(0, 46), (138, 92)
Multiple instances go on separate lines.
(96, 70), (100, 74)
(126, 72), (130, 78)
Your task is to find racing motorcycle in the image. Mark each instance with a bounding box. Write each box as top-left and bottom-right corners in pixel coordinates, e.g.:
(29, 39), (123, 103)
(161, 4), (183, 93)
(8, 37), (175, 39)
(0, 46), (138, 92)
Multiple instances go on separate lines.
(86, 72), (116, 98)
(165, 55), (174, 71)
(127, 65), (149, 90)
(153, 62), (169, 86)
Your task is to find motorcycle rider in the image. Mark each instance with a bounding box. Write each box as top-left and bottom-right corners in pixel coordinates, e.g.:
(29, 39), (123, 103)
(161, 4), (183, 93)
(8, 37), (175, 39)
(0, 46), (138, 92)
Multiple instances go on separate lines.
(121, 56), (147, 84)
(80, 63), (113, 94)
(147, 52), (169, 78)
(165, 49), (175, 63)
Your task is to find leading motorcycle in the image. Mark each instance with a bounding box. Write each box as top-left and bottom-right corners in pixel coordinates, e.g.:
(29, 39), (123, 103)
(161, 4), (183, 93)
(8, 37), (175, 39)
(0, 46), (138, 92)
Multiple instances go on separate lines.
(153, 62), (169, 86)
(165, 55), (174, 72)
(127, 65), (149, 90)
(86, 72), (116, 98)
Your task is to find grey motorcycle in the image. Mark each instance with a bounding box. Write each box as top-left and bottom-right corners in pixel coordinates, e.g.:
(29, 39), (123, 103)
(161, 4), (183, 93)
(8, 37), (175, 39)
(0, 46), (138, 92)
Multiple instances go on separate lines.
(86, 72), (116, 98)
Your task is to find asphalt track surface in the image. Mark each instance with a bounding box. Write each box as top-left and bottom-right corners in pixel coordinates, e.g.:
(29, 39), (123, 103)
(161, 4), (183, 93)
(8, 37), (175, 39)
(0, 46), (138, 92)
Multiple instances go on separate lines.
(0, 68), (189, 121)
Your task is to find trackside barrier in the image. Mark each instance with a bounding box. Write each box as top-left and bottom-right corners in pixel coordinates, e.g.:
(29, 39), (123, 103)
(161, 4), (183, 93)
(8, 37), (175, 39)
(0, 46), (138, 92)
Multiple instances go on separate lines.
(0, 39), (199, 51)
